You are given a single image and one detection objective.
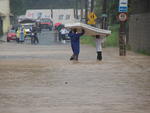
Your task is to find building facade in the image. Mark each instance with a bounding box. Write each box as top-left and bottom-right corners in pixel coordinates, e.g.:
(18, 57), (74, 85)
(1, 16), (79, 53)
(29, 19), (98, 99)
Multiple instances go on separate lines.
(25, 9), (82, 24)
(0, 0), (10, 34)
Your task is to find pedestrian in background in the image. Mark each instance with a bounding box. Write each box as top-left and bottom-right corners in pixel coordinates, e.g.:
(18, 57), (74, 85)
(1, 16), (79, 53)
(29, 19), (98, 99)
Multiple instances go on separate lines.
(19, 28), (26, 43)
(16, 28), (20, 43)
(55, 24), (64, 42)
(60, 27), (68, 44)
(68, 28), (85, 61)
(33, 32), (39, 44)
(30, 26), (34, 44)
(31, 26), (39, 44)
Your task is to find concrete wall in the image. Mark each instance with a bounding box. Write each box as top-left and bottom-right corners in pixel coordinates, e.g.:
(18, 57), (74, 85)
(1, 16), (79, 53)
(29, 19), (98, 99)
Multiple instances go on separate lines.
(129, 13), (150, 54)
(0, 0), (10, 33)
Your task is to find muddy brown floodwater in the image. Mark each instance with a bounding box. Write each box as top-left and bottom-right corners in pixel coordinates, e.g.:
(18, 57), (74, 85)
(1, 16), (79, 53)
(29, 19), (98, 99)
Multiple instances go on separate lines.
(0, 43), (150, 113)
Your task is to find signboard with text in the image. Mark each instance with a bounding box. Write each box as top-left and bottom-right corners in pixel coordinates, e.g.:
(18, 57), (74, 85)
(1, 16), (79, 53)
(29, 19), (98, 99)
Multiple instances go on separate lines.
(119, 0), (128, 12)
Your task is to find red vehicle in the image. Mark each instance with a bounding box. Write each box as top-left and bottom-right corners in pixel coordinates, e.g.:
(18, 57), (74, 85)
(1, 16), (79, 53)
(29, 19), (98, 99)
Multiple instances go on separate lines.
(7, 30), (17, 42)
(39, 18), (53, 31)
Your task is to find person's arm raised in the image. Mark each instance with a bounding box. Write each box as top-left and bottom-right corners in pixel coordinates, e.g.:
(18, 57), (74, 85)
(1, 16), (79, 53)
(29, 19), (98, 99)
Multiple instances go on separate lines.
(77, 29), (85, 37)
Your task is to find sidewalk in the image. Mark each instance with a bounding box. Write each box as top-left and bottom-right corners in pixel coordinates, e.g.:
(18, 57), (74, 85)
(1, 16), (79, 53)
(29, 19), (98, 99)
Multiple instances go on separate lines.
(0, 34), (7, 42)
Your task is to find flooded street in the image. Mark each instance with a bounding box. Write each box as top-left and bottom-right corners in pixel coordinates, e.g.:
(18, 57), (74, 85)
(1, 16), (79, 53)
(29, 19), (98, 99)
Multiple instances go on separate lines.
(0, 31), (150, 113)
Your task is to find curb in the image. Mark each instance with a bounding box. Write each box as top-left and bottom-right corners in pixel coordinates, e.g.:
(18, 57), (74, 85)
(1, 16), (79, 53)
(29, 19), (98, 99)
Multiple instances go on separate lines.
(0, 34), (7, 42)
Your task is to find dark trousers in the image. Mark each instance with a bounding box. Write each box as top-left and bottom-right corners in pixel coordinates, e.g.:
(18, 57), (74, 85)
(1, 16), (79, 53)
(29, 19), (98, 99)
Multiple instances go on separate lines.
(31, 36), (34, 44)
(34, 36), (39, 44)
(16, 38), (19, 43)
(59, 32), (61, 41)
(61, 34), (66, 40)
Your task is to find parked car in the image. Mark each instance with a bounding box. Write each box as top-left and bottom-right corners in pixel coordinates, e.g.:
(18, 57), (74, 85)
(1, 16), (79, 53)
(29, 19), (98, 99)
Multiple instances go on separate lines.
(7, 30), (17, 42)
(39, 18), (53, 31)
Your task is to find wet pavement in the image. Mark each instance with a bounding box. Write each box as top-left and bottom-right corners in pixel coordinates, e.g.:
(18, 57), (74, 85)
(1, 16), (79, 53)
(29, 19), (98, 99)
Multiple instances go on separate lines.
(0, 31), (150, 113)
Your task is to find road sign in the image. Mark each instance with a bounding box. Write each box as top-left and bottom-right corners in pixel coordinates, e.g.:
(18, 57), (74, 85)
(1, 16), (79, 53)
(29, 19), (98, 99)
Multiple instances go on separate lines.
(119, 0), (128, 12)
(87, 12), (97, 25)
(118, 13), (128, 22)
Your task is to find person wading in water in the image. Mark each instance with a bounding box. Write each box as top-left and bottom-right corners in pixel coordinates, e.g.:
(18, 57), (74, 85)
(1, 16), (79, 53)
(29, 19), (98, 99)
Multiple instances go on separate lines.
(68, 28), (85, 61)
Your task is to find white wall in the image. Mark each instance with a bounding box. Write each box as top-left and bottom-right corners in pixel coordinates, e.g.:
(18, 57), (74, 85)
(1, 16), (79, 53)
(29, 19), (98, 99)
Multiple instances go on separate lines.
(52, 9), (76, 24)
(0, 0), (10, 33)
(25, 9), (81, 24)
(26, 9), (51, 20)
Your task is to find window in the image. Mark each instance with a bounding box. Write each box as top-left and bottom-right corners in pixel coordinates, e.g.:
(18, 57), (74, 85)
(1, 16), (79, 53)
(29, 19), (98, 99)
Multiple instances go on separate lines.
(66, 15), (70, 20)
(59, 15), (64, 20)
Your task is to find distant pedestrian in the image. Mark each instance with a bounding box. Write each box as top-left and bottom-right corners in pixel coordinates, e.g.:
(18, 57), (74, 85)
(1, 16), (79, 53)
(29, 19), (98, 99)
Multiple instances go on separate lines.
(55, 24), (64, 42)
(31, 26), (39, 44)
(16, 28), (20, 43)
(19, 28), (26, 43)
(54, 28), (58, 42)
(31, 32), (35, 44)
(96, 35), (103, 61)
(33, 32), (39, 44)
(30, 26), (34, 44)
(60, 27), (68, 44)
(68, 28), (85, 61)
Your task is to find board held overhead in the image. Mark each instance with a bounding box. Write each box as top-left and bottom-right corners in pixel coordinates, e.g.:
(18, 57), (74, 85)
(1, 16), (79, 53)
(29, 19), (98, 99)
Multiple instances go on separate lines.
(65, 22), (111, 36)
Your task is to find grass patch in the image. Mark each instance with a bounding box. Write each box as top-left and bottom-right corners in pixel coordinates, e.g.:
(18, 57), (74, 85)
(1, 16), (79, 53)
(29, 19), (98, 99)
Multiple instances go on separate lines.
(104, 24), (119, 47)
(80, 25), (150, 56)
(80, 36), (95, 46)
(80, 24), (119, 47)
(137, 50), (150, 56)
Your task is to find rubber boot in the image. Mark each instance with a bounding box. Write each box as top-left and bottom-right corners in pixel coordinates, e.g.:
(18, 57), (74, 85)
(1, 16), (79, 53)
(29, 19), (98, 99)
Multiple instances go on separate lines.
(70, 54), (75, 60)
(74, 54), (78, 61)
(97, 51), (102, 61)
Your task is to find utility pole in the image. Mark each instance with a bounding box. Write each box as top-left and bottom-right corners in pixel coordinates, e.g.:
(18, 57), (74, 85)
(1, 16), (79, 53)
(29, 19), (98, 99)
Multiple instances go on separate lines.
(85, 0), (88, 23)
(75, 0), (79, 19)
(101, 0), (107, 29)
(74, 8), (76, 19)
(91, 0), (94, 12)
(118, 0), (128, 56)
(51, 8), (53, 19)
(119, 21), (126, 56)
(80, 0), (84, 22)
(74, 0), (77, 19)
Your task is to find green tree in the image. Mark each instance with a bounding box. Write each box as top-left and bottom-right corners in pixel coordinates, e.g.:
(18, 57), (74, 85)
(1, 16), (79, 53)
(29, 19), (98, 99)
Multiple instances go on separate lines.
(94, 0), (103, 18)
(10, 0), (77, 15)
(94, 0), (119, 25)
(107, 0), (119, 24)
(10, 0), (24, 15)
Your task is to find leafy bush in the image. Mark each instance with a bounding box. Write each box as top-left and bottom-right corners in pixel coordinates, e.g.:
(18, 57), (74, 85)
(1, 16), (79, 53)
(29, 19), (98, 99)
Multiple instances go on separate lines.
(104, 24), (119, 47)
(80, 36), (95, 46)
